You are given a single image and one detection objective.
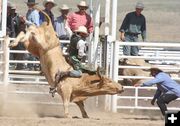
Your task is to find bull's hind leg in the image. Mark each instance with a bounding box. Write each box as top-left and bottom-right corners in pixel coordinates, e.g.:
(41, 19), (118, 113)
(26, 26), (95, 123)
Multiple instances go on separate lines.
(75, 101), (89, 118)
(58, 85), (72, 118)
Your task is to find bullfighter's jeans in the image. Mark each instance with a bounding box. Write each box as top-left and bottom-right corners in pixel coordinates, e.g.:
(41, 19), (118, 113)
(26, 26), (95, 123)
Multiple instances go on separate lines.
(156, 93), (178, 116)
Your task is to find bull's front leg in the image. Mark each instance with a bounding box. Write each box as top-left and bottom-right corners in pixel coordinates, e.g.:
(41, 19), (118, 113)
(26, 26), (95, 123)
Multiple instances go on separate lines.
(9, 31), (25, 47)
(75, 101), (89, 118)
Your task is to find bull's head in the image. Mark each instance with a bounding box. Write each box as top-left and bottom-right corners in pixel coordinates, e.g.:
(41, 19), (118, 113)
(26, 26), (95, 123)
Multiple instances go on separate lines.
(96, 67), (124, 95)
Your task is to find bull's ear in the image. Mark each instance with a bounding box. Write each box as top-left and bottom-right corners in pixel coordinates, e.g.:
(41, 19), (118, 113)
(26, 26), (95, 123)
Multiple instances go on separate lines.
(97, 76), (105, 88)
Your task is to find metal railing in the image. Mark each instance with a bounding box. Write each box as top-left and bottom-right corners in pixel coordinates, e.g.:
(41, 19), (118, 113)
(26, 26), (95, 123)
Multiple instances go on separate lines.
(111, 41), (180, 112)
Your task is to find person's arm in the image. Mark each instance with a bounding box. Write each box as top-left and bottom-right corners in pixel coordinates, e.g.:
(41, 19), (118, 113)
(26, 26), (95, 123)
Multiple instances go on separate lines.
(120, 32), (125, 41)
(65, 19), (72, 37)
(119, 14), (129, 41)
(141, 16), (146, 41)
(87, 16), (94, 34)
(142, 76), (163, 86)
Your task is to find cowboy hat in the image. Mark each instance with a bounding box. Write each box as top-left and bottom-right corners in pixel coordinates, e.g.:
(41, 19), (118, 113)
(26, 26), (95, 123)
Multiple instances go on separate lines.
(135, 2), (144, 9)
(43, 0), (57, 7)
(74, 26), (88, 35)
(7, 1), (12, 7)
(25, 0), (38, 5)
(148, 66), (163, 72)
(11, 4), (16, 10)
(77, 1), (88, 8)
(59, 4), (70, 11)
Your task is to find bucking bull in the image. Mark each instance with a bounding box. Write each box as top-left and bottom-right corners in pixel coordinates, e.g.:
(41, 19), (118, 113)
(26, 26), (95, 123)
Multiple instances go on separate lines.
(9, 8), (124, 118)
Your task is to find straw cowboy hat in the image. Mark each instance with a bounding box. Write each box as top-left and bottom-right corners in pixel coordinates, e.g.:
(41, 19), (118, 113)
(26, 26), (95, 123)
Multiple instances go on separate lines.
(43, 0), (57, 7)
(77, 1), (89, 8)
(25, 0), (38, 5)
(75, 26), (88, 35)
(7, 1), (12, 7)
(59, 4), (70, 11)
(11, 4), (16, 10)
(135, 2), (144, 9)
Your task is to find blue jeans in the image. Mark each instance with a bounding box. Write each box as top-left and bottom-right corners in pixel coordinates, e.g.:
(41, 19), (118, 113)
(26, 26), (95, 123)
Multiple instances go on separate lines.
(69, 70), (82, 77)
(123, 34), (139, 56)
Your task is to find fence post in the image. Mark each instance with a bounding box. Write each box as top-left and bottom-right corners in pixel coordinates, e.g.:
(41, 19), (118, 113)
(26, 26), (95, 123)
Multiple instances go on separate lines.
(3, 36), (10, 85)
(135, 87), (139, 108)
(111, 41), (119, 112)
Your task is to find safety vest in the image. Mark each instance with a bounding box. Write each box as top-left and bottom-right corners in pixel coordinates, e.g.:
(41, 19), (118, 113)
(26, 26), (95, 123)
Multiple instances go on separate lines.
(69, 33), (81, 57)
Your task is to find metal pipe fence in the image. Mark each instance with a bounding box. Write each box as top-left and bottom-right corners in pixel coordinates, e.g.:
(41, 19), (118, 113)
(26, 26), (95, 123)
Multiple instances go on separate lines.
(111, 41), (180, 112)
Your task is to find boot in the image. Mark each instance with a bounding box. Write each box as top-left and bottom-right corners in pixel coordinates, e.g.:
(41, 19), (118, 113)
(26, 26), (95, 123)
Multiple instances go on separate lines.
(55, 71), (70, 83)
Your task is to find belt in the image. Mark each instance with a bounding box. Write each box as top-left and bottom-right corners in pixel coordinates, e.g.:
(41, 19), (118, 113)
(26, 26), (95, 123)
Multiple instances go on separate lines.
(125, 32), (139, 36)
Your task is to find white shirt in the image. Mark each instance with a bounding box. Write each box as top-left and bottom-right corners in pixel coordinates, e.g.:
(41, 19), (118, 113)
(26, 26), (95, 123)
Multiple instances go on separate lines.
(76, 39), (86, 58)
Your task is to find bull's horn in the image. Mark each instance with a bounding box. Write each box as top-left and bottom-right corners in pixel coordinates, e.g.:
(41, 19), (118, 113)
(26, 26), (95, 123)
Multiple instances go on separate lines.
(34, 7), (51, 25)
(97, 66), (102, 79)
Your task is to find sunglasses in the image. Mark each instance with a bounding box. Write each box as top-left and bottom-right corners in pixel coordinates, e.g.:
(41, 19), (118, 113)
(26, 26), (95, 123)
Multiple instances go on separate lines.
(79, 6), (88, 10)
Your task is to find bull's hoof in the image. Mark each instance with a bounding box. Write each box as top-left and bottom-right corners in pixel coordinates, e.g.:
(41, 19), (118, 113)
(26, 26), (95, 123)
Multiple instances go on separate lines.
(9, 43), (15, 47)
(83, 115), (89, 118)
(49, 88), (57, 97)
(64, 114), (72, 118)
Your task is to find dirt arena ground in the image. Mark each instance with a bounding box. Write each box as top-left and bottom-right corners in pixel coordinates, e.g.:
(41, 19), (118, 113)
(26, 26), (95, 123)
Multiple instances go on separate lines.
(0, 106), (164, 126)
(0, 113), (164, 126)
(0, 84), (164, 126)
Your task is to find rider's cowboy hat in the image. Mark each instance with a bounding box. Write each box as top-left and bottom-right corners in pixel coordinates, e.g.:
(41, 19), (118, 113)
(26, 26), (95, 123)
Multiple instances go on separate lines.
(43, 0), (57, 7)
(75, 26), (88, 35)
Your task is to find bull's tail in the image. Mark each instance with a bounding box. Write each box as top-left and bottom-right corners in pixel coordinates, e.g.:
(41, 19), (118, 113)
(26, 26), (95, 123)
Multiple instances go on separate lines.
(33, 7), (51, 25)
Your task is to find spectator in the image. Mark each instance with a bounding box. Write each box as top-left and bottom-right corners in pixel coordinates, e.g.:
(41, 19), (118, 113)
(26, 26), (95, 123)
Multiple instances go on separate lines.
(119, 2), (146, 56)
(39, 0), (56, 26)
(54, 26), (96, 85)
(135, 67), (180, 116)
(15, 21), (29, 70)
(7, 3), (23, 70)
(67, 1), (94, 35)
(20, 0), (40, 27)
(20, 0), (40, 70)
(6, 1), (13, 36)
(54, 4), (71, 40)
(7, 4), (21, 37)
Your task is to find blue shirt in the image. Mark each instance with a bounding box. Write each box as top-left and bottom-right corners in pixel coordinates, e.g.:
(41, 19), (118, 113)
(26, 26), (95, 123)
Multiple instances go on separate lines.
(142, 72), (180, 98)
(26, 9), (40, 27)
(54, 16), (70, 39)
